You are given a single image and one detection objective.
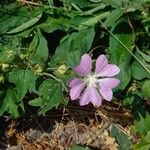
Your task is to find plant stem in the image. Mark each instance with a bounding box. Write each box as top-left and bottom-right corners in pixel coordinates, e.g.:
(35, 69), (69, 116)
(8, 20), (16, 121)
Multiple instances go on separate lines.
(99, 20), (150, 74)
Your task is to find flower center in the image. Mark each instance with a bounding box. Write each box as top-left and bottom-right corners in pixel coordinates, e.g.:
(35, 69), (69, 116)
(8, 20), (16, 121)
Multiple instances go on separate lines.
(84, 74), (97, 87)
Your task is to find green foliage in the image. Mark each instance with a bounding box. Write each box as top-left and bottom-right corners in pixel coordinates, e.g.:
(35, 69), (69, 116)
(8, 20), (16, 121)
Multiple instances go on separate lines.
(7, 13), (42, 34)
(0, 89), (24, 118)
(63, 0), (100, 9)
(141, 80), (150, 99)
(133, 131), (150, 150)
(28, 29), (49, 65)
(109, 21), (133, 90)
(133, 114), (150, 150)
(131, 51), (150, 80)
(0, 4), (43, 34)
(104, 9), (123, 27)
(29, 79), (67, 114)
(9, 68), (37, 99)
(53, 27), (95, 67)
(0, 1), (150, 148)
(69, 145), (91, 150)
(110, 124), (132, 150)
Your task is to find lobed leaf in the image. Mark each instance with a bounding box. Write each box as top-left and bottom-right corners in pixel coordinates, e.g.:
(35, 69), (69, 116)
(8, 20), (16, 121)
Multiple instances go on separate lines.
(29, 79), (67, 114)
(9, 68), (37, 99)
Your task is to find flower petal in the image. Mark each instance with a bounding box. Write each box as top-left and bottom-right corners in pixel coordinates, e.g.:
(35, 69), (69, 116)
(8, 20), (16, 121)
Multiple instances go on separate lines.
(97, 78), (120, 89)
(99, 87), (113, 101)
(96, 55), (108, 74)
(96, 64), (120, 77)
(80, 86), (102, 107)
(70, 82), (85, 100)
(69, 78), (84, 88)
(74, 54), (92, 76)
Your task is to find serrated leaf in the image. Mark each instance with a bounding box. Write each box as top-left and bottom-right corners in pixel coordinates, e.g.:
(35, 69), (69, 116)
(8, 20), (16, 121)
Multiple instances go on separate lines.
(53, 27), (95, 66)
(28, 29), (48, 65)
(29, 79), (67, 114)
(6, 13), (42, 34)
(109, 22), (133, 90)
(110, 124), (132, 150)
(9, 68), (37, 99)
(134, 113), (150, 136)
(28, 98), (43, 106)
(133, 131), (150, 150)
(0, 89), (23, 117)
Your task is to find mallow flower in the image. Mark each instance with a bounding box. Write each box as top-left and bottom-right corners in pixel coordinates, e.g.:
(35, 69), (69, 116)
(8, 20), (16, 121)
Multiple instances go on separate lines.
(68, 54), (120, 107)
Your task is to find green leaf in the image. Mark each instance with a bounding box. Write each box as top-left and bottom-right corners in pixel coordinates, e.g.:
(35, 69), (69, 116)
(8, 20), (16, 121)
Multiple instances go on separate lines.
(6, 13), (42, 34)
(28, 98), (43, 107)
(69, 145), (91, 150)
(28, 29), (48, 65)
(134, 113), (150, 136)
(102, 0), (143, 10)
(141, 80), (150, 99)
(64, 0), (99, 9)
(110, 124), (132, 150)
(131, 53), (150, 80)
(131, 61), (150, 80)
(29, 79), (67, 114)
(137, 49), (150, 62)
(133, 131), (150, 150)
(9, 68), (37, 99)
(122, 91), (143, 110)
(143, 16), (150, 36)
(0, 37), (19, 63)
(109, 22), (133, 90)
(0, 89), (23, 118)
(79, 12), (110, 30)
(133, 113), (150, 150)
(104, 9), (123, 27)
(0, 4), (43, 34)
(67, 50), (81, 67)
(53, 27), (95, 67)
(0, 5), (29, 34)
(39, 17), (70, 33)
(101, 0), (122, 8)
(68, 15), (91, 28)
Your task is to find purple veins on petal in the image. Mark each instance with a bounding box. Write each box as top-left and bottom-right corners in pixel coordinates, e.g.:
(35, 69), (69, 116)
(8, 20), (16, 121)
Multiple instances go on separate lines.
(97, 78), (120, 89)
(80, 86), (102, 107)
(69, 78), (84, 88)
(96, 64), (120, 77)
(74, 54), (92, 76)
(99, 87), (113, 101)
(98, 78), (120, 101)
(70, 80), (85, 100)
(96, 54), (108, 74)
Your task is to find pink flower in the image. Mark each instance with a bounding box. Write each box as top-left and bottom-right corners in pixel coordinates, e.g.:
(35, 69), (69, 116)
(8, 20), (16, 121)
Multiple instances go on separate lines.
(68, 54), (120, 107)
